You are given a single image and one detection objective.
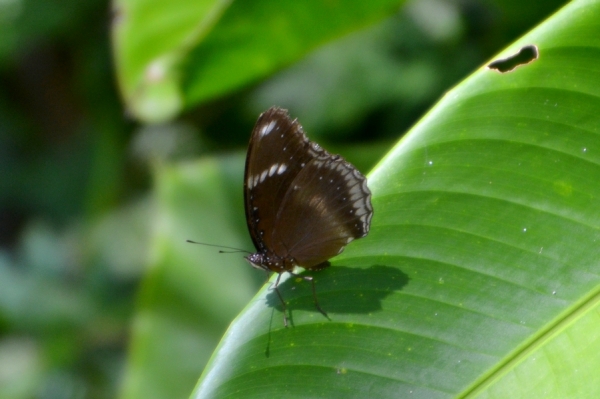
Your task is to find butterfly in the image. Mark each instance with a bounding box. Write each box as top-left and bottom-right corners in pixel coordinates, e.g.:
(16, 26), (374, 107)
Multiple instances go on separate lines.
(244, 107), (373, 326)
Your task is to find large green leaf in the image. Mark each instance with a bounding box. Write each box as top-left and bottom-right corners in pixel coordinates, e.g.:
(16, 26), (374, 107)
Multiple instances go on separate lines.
(111, 0), (404, 123)
(193, 1), (600, 397)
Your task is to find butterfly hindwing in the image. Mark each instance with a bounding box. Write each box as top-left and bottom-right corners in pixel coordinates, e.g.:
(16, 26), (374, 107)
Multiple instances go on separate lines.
(273, 150), (372, 268)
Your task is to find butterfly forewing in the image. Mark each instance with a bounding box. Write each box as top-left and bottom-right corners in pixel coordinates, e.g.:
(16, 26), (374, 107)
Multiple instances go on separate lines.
(244, 108), (315, 254)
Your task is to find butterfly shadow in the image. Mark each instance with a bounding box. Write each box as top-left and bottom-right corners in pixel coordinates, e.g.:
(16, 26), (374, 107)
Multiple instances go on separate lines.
(265, 264), (409, 324)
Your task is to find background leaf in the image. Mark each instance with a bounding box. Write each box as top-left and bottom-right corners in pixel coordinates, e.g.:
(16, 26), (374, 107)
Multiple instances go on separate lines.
(119, 157), (261, 399)
(112, 0), (406, 122)
(193, 1), (600, 397)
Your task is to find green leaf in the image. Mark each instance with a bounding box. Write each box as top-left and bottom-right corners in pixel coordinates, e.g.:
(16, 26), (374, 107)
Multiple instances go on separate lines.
(193, 1), (600, 398)
(111, 0), (405, 123)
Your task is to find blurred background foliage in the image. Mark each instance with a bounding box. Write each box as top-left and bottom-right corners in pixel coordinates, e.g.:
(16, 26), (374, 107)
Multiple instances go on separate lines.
(0, 0), (566, 398)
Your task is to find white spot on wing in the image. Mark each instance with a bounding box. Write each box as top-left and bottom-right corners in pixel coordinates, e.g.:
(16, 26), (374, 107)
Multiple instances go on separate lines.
(259, 169), (268, 183)
(277, 164), (287, 174)
(268, 164), (278, 177)
(260, 120), (277, 136)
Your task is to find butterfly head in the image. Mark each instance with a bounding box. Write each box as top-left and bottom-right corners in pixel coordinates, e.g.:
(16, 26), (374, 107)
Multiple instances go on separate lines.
(245, 252), (296, 274)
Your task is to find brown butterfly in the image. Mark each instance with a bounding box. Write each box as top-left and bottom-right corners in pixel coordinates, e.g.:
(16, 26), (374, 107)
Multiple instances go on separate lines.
(243, 107), (373, 326)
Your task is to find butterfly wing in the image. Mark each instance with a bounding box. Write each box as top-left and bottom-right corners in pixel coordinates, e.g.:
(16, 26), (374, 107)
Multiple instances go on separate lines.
(244, 107), (315, 254)
(272, 149), (373, 268)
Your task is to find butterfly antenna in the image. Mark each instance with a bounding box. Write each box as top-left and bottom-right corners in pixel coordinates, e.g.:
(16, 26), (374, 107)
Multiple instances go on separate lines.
(186, 240), (251, 254)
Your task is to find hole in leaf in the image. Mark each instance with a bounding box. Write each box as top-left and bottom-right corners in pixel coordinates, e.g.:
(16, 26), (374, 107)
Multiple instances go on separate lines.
(487, 45), (539, 73)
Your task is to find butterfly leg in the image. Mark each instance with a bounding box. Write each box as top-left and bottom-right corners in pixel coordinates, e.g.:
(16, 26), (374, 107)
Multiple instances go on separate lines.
(288, 271), (330, 321)
(272, 272), (290, 328)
